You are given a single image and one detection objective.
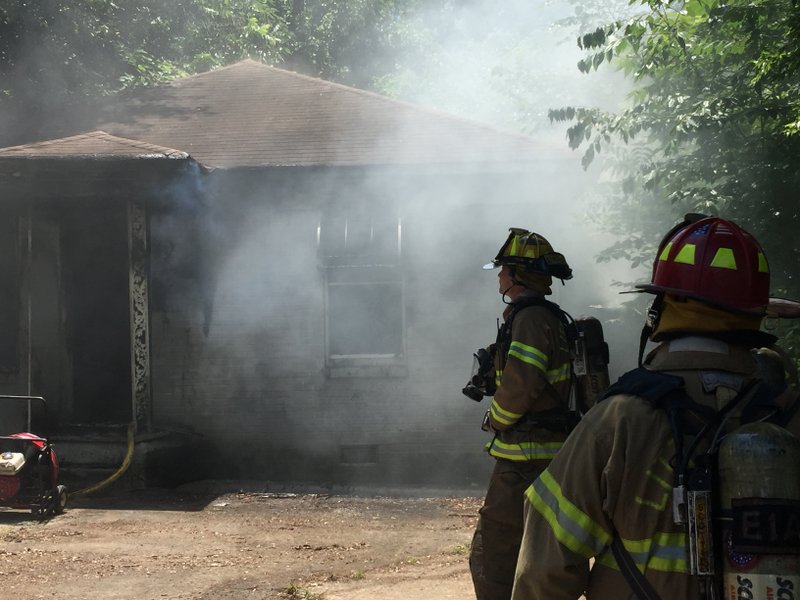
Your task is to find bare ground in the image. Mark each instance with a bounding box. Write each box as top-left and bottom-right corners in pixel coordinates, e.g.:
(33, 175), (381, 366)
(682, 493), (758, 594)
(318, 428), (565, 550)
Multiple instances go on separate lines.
(0, 483), (481, 600)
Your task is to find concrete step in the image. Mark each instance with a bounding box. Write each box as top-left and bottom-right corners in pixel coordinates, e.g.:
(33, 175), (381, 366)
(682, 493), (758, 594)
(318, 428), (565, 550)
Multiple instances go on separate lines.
(51, 427), (209, 490)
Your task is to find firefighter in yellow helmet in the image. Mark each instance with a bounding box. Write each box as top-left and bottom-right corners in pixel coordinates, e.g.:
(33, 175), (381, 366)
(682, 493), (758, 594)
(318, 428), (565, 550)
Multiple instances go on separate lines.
(511, 215), (800, 600)
(468, 227), (574, 600)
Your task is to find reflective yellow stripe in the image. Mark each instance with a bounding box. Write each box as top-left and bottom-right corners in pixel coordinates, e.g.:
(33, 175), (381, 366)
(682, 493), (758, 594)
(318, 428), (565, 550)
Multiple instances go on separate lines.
(489, 399), (523, 426)
(709, 247), (736, 270)
(487, 439), (563, 461)
(526, 471), (611, 556)
(596, 531), (688, 574)
(634, 466), (672, 510)
(547, 362), (571, 384)
(658, 242), (673, 262)
(508, 341), (548, 371)
(673, 243), (696, 265)
(758, 252), (769, 273)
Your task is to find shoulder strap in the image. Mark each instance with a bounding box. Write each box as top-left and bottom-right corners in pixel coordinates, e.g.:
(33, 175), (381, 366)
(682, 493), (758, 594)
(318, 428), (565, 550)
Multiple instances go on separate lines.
(602, 368), (684, 403)
(740, 381), (800, 426)
(495, 297), (575, 422)
(496, 296), (567, 358)
(602, 367), (721, 422)
(603, 370), (682, 600)
(605, 369), (797, 600)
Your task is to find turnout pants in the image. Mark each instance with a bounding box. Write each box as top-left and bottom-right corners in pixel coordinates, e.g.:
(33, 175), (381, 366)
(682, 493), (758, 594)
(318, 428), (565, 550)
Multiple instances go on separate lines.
(470, 458), (546, 600)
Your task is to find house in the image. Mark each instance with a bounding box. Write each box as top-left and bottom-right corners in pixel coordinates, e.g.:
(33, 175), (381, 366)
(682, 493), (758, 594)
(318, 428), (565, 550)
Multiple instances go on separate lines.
(0, 60), (593, 490)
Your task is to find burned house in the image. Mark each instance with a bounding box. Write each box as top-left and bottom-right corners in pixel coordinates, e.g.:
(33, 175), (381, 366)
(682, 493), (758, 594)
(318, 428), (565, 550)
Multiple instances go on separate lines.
(0, 60), (590, 490)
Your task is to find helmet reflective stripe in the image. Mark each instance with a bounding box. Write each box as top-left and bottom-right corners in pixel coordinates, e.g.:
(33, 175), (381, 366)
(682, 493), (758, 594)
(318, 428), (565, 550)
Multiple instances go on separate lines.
(487, 439), (564, 461)
(636, 216), (771, 315)
(505, 230), (552, 260)
(485, 228), (573, 281)
(710, 247), (736, 269)
(673, 243), (696, 265)
(525, 470), (612, 556)
(758, 252), (769, 273)
(660, 243), (766, 274)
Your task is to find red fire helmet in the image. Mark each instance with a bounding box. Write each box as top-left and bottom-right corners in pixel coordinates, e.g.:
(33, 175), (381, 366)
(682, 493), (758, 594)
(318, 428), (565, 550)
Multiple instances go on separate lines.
(636, 216), (770, 315)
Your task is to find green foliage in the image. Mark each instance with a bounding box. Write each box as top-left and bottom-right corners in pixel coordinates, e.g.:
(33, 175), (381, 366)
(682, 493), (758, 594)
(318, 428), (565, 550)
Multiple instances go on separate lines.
(0, 0), (420, 145)
(553, 0), (800, 311)
(282, 0), (421, 88)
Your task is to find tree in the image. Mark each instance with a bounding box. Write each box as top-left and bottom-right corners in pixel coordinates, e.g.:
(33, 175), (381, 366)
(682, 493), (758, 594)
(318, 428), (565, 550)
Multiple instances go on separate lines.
(0, 0), (289, 144)
(550, 0), (800, 312)
(281, 0), (425, 89)
(0, 0), (420, 145)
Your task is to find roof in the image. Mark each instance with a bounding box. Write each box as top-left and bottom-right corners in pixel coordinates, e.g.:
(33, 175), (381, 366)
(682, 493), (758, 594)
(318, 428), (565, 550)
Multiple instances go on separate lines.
(76, 60), (565, 169)
(0, 131), (189, 160)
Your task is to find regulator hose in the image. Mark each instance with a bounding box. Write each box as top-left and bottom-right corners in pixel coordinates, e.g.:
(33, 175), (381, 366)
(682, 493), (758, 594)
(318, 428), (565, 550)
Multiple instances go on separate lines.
(70, 423), (135, 497)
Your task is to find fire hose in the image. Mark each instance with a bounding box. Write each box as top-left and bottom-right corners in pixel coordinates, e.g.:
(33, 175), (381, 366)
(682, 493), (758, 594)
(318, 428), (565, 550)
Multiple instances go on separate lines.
(69, 423), (135, 497)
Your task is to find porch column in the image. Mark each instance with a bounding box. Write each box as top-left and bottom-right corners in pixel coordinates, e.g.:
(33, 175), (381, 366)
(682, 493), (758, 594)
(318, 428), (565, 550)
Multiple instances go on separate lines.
(127, 198), (151, 433)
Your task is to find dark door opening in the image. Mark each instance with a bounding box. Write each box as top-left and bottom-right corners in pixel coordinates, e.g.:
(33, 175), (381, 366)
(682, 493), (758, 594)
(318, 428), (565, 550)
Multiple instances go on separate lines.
(61, 206), (132, 425)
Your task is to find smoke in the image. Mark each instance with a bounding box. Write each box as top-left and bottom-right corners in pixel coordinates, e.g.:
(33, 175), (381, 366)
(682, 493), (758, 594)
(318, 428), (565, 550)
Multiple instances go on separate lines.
(141, 0), (654, 490)
(383, 0), (632, 137)
(0, 0), (657, 490)
(376, 0), (647, 364)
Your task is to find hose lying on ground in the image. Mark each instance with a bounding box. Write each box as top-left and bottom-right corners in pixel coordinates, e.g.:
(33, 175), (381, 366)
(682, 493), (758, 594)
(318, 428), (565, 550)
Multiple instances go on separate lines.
(69, 423), (135, 497)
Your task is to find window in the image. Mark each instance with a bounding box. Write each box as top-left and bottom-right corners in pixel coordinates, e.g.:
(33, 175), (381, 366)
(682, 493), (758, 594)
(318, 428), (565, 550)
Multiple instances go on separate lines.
(318, 212), (405, 376)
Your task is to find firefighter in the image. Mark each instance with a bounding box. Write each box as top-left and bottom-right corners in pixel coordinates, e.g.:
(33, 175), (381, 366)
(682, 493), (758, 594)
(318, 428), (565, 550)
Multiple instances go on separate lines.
(470, 227), (574, 600)
(511, 215), (800, 600)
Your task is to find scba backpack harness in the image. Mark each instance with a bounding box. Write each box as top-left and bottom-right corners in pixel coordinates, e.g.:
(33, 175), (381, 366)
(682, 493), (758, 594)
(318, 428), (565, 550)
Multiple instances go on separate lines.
(603, 368), (800, 600)
(463, 297), (610, 432)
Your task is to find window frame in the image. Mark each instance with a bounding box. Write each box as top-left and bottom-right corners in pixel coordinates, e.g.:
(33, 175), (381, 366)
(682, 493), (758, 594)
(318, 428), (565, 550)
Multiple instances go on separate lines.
(318, 213), (407, 378)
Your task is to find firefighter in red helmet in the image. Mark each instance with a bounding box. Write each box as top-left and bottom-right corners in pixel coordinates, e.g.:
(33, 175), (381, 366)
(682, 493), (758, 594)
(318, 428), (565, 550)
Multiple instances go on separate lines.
(511, 215), (800, 600)
(467, 227), (574, 600)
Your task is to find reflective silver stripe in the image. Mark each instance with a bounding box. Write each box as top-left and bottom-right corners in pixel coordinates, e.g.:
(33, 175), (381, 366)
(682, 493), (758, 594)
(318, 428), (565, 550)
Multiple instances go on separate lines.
(596, 533), (688, 573)
(527, 472), (610, 557)
(508, 341), (548, 370)
(487, 439), (563, 461)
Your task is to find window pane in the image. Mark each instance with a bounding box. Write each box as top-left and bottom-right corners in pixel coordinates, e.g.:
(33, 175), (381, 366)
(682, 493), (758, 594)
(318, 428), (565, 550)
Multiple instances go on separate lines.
(319, 215), (346, 256)
(319, 213), (400, 266)
(328, 283), (403, 357)
(344, 217), (372, 256)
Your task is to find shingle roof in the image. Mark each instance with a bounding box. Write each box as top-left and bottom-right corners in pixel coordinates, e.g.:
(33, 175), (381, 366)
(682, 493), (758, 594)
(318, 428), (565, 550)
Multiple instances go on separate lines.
(0, 131), (189, 160)
(82, 60), (566, 169)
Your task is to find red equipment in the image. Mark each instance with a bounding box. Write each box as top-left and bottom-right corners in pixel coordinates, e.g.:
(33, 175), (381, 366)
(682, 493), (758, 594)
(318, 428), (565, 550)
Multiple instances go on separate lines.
(636, 216), (770, 315)
(0, 395), (67, 519)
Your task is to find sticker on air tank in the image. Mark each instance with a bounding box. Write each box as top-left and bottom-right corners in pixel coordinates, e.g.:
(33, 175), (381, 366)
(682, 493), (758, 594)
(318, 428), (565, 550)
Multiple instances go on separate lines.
(724, 573), (798, 600)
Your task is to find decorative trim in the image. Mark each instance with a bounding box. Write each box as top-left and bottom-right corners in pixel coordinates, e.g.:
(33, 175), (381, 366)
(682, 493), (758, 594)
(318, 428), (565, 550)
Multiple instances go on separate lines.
(128, 199), (151, 432)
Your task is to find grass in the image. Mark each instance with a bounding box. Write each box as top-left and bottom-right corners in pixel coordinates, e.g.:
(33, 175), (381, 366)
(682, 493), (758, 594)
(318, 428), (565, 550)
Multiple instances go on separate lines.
(283, 582), (324, 600)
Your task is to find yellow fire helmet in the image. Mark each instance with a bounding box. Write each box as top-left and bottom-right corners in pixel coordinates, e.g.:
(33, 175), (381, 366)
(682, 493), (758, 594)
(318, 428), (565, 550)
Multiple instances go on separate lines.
(483, 228), (573, 281)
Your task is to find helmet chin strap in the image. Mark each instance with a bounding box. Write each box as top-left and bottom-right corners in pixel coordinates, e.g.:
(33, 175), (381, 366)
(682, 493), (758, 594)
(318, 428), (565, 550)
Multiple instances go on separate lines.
(638, 295), (664, 366)
(500, 268), (519, 304)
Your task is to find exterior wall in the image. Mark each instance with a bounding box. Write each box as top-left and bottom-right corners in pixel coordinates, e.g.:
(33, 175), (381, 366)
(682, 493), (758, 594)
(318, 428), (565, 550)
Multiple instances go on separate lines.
(149, 163), (593, 490)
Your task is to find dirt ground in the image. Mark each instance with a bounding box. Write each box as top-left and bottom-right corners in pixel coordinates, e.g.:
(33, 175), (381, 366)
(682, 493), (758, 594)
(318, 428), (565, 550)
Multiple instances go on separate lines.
(0, 481), (482, 600)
